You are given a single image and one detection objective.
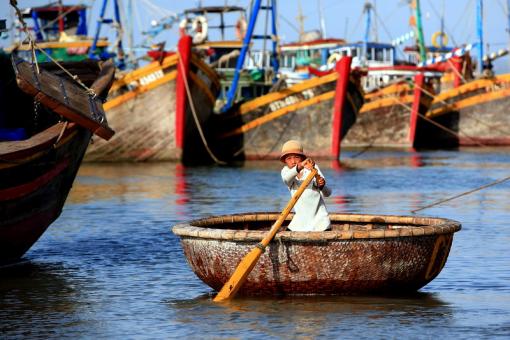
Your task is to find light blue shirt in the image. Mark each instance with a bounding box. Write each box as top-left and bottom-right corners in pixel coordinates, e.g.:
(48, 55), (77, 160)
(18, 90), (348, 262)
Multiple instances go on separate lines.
(281, 165), (332, 231)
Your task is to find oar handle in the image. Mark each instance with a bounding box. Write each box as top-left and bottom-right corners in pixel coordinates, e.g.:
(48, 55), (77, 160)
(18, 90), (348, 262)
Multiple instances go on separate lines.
(260, 168), (318, 247)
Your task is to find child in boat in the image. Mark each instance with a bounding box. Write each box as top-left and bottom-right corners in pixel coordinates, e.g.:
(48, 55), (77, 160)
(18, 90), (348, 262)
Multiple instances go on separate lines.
(280, 140), (332, 231)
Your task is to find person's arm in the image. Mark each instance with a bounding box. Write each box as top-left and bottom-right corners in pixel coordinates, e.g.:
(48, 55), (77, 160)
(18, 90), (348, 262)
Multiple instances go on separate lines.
(281, 166), (298, 187)
(316, 166), (332, 197)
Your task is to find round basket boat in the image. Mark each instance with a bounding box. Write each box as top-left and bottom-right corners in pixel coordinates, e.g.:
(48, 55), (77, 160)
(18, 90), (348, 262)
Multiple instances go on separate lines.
(172, 213), (461, 296)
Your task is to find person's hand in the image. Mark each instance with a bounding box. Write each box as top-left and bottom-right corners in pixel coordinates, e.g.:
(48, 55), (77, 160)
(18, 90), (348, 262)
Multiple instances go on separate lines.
(316, 175), (326, 190)
(301, 158), (315, 170)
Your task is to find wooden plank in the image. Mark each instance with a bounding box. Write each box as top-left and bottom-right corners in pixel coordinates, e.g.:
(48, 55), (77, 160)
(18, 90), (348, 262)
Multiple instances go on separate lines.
(428, 86), (510, 118)
(109, 55), (179, 92)
(13, 57), (114, 140)
(104, 70), (177, 111)
(238, 72), (338, 114)
(222, 91), (335, 137)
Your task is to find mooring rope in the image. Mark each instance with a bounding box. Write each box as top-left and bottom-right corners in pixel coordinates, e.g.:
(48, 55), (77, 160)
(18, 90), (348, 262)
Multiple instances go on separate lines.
(391, 96), (486, 147)
(411, 175), (510, 213)
(176, 51), (227, 165)
(414, 82), (510, 138)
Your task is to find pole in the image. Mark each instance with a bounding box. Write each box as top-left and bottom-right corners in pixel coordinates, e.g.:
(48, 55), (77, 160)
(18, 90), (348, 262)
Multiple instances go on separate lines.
(270, 0), (279, 80)
(89, 0), (108, 59)
(476, 0), (484, 74)
(363, 2), (372, 66)
(222, 0), (262, 112)
(414, 0), (427, 63)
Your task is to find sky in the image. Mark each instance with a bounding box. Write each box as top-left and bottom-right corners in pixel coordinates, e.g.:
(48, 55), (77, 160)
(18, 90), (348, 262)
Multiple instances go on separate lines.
(1, 0), (509, 72)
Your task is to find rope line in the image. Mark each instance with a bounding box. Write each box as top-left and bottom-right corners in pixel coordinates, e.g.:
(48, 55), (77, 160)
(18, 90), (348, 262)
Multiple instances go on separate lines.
(411, 175), (510, 213)
(414, 81), (510, 138)
(176, 51), (227, 165)
(392, 97), (486, 147)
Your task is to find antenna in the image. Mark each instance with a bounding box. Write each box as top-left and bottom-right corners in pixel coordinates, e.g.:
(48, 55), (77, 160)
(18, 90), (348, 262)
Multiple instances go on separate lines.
(296, 0), (306, 41)
(318, 0), (327, 38)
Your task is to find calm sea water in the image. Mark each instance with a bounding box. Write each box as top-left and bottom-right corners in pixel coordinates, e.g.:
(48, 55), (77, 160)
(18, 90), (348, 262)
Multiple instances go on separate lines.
(1, 149), (509, 338)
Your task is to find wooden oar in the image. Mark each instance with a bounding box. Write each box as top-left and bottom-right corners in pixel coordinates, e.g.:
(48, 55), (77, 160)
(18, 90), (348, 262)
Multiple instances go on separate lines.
(213, 168), (318, 302)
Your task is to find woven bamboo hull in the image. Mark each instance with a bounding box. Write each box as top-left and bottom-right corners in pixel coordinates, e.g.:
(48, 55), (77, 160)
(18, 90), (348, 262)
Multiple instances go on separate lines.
(172, 213), (461, 296)
(428, 74), (510, 146)
(0, 123), (91, 265)
(342, 81), (452, 148)
(85, 54), (220, 162)
(214, 73), (364, 160)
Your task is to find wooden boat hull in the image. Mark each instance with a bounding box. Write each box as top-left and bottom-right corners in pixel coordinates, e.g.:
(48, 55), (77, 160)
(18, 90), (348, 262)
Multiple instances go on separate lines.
(343, 78), (453, 149)
(215, 71), (364, 160)
(85, 47), (220, 162)
(0, 55), (112, 265)
(173, 213), (461, 296)
(428, 74), (510, 146)
(0, 123), (91, 264)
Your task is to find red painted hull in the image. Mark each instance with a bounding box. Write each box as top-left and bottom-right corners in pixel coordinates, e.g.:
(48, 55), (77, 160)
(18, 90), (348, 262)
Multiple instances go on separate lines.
(0, 55), (112, 265)
(0, 123), (91, 264)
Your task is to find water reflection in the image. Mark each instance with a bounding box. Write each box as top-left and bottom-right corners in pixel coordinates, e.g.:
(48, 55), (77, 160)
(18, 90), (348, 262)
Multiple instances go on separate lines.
(167, 293), (452, 337)
(0, 262), (82, 335)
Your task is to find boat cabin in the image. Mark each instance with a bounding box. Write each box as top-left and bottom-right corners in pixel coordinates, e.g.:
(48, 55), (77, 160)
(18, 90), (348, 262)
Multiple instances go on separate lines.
(279, 38), (346, 84)
(9, 3), (109, 62)
(330, 42), (396, 69)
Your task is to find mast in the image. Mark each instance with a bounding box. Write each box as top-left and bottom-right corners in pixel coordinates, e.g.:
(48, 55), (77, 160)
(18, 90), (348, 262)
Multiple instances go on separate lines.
(89, 0), (125, 69)
(318, 0), (327, 38)
(507, 0), (510, 70)
(412, 0), (426, 63)
(296, 0), (305, 41)
(126, 0), (135, 66)
(221, 0), (279, 112)
(476, 0), (484, 74)
(363, 1), (372, 66)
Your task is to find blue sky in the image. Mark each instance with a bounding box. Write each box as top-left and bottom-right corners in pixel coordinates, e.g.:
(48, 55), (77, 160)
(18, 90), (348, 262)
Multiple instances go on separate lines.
(1, 0), (509, 72)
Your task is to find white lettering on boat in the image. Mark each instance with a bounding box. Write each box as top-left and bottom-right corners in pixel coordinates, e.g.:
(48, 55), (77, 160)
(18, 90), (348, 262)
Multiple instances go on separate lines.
(139, 70), (164, 86)
(268, 89), (316, 112)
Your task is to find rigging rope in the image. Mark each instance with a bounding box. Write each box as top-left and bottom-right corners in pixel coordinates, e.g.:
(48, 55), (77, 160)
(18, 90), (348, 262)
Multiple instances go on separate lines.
(392, 95), (486, 147)
(411, 175), (510, 213)
(176, 51), (227, 165)
(413, 81), (510, 138)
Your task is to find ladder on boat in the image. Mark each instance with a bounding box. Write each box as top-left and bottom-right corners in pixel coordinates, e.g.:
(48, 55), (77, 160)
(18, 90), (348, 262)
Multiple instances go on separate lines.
(89, 0), (126, 69)
(221, 0), (279, 112)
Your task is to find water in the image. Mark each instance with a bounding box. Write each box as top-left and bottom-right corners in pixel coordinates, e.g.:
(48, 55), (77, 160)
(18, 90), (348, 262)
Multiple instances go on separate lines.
(1, 149), (509, 338)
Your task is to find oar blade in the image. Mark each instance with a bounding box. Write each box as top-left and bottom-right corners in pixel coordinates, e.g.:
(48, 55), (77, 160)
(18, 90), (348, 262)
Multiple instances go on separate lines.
(213, 246), (264, 302)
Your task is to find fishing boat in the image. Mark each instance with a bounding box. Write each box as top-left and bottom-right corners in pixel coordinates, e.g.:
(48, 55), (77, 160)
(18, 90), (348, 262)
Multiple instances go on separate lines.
(6, 3), (112, 63)
(0, 53), (114, 265)
(328, 42), (449, 148)
(172, 212), (461, 296)
(311, 1), (452, 149)
(9, 1), (221, 163)
(418, 0), (510, 147)
(82, 1), (221, 163)
(196, 0), (364, 161)
(425, 51), (510, 146)
(86, 36), (221, 163)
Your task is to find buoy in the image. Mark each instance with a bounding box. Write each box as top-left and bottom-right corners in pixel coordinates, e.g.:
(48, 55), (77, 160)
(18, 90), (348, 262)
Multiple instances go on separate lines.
(431, 31), (448, 48)
(191, 16), (208, 44)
